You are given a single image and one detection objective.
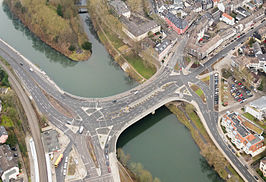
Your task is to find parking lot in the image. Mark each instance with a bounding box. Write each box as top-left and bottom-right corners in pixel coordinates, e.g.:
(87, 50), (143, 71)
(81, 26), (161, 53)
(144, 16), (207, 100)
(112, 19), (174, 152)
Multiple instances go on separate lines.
(214, 73), (219, 110)
(228, 76), (253, 103)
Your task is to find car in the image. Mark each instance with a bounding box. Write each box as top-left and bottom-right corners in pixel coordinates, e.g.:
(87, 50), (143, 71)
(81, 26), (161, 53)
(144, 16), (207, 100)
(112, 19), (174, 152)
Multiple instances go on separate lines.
(108, 167), (111, 173)
(20, 62), (23, 66)
(29, 67), (33, 72)
(112, 100), (117, 103)
(105, 144), (109, 148)
(105, 154), (109, 160)
(13, 153), (18, 157)
(228, 144), (232, 149)
(64, 163), (67, 169)
(106, 161), (109, 166)
(11, 147), (17, 151)
(105, 148), (108, 155)
(63, 169), (66, 176)
(254, 175), (258, 181)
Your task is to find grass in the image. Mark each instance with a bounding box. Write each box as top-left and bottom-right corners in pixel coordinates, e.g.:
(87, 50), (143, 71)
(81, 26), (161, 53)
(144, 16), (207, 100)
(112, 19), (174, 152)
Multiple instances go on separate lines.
(124, 52), (156, 79)
(67, 156), (76, 175)
(102, 25), (124, 49)
(191, 84), (206, 102)
(243, 113), (266, 130)
(200, 76), (210, 85)
(1, 115), (14, 127)
(242, 120), (263, 135)
(227, 166), (245, 182)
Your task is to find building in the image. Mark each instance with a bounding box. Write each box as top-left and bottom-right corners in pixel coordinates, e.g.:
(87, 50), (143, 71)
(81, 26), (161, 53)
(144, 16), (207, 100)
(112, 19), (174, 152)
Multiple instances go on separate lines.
(245, 96), (266, 121)
(247, 54), (266, 73)
(187, 27), (236, 59)
(109, 0), (131, 18)
(212, 9), (221, 22)
(0, 145), (19, 182)
(155, 39), (172, 61)
(235, 7), (251, 17)
(221, 112), (264, 156)
(245, 2), (256, 11)
(0, 126), (8, 144)
(259, 157), (266, 177)
(164, 12), (188, 34)
(253, 42), (262, 56)
(121, 15), (161, 42)
(212, 0), (220, 6)
(254, 0), (263, 6)
(41, 129), (60, 154)
(221, 13), (235, 25)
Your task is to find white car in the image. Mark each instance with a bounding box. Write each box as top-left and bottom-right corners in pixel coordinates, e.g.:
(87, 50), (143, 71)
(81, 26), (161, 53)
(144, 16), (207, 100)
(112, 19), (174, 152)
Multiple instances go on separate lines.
(63, 169), (66, 176)
(29, 67), (33, 72)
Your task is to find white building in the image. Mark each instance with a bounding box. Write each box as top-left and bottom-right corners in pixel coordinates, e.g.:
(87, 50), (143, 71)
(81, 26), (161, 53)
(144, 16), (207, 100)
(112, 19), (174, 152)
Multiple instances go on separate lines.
(260, 157), (266, 177)
(155, 39), (172, 61)
(221, 13), (235, 25)
(1, 167), (20, 182)
(245, 96), (266, 121)
(247, 54), (266, 73)
(109, 0), (131, 18)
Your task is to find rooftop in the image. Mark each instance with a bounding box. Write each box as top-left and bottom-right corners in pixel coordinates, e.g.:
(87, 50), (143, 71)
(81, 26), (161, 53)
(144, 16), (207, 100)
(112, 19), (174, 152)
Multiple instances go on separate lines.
(249, 96), (266, 110)
(164, 12), (188, 29)
(0, 144), (17, 174)
(222, 13), (233, 20)
(121, 15), (160, 37)
(42, 129), (60, 153)
(0, 126), (7, 137)
(109, 0), (130, 16)
(228, 113), (250, 137)
(155, 39), (171, 54)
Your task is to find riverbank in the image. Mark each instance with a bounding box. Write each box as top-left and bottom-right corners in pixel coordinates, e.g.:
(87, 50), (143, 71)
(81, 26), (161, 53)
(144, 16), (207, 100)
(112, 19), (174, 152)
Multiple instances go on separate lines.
(167, 102), (244, 182)
(3, 0), (91, 61)
(86, 0), (157, 82)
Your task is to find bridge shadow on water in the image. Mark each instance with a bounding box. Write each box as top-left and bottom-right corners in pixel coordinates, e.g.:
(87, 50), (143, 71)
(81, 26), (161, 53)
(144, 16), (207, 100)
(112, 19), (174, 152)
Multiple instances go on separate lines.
(2, 3), (77, 67)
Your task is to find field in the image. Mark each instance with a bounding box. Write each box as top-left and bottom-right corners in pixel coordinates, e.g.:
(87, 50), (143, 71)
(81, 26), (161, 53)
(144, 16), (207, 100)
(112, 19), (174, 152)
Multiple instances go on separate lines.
(191, 84), (206, 102)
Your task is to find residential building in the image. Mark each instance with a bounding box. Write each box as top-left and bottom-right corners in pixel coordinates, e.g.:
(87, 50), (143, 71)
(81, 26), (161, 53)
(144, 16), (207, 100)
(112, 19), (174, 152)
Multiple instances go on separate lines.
(164, 12), (188, 34)
(253, 42), (263, 56)
(238, 8), (264, 30)
(0, 126), (8, 144)
(41, 129), (60, 154)
(259, 157), (266, 177)
(202, 0), (213, 10)
(247, 54), (266, 73)
(0, 145), (19, 182)
(187, 27), (236, 59)
(245, 96), (266, 121)
(254, 0), (263, 6)
(253, 31), (263, 43)
(155, 39), (172, 61)
(221, 13), (235, 25)
(245, 2), (256, 11)
(212, 9), (221, 22)
(235, 7), (251, 17)
(193, 2), (203, 12)
(221, 112), (264, 156)
(121, 15), (161, 41)
(109, 0), (131, 18)
(212, 0), (220, 7)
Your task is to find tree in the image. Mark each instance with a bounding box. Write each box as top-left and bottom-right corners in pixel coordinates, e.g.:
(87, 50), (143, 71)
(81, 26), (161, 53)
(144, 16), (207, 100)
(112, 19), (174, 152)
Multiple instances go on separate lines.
(117, 148), (130, 166)
(82, 41), (92, 51)
(139, 170), (153, 182)
(68, 45), (76, 52)
(153, 177), (161, 182)
(57, 4), (63, 17)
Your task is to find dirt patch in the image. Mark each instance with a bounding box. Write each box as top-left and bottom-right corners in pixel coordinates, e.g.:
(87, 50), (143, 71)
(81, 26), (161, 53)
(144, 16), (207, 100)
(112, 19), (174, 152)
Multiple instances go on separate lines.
(68, 156), (76, 176)
(42, 90), (75, 118)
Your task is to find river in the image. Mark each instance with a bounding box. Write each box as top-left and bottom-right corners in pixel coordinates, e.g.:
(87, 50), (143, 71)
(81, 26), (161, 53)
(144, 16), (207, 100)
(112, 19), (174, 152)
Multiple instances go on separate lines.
(0, 3), (223, 182)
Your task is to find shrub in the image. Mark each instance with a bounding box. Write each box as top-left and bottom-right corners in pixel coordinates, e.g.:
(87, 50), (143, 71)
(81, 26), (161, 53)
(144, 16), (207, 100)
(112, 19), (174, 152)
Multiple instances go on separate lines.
(81, 41), (92, 51)
(56, 4), (63, 17)
(68, 45), (75, 52)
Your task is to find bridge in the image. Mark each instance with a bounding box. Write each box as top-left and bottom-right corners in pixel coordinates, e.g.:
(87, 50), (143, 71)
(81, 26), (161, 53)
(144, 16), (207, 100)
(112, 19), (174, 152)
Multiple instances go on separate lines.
(0, 22), (264, 182)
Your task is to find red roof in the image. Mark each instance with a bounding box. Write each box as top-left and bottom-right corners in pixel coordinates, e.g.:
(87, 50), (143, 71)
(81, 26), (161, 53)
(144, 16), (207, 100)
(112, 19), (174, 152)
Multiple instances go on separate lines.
(222, 13), (233, 20)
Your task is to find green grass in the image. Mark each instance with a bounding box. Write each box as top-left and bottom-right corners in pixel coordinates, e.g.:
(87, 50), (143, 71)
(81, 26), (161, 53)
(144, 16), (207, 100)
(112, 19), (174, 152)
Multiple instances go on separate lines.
(227, 166), (245, 182)
(200, 76), (210, 85)
(243, 112), (266, 130)
(195, 88), (203, 96)
(1, 115), (14, 128)
(124, 53), (156, 79)
(103, 26), (124, 49)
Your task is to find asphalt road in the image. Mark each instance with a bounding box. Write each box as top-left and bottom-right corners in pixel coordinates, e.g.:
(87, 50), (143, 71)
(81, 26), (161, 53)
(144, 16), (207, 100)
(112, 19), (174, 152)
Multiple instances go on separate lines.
(0, 21), (265, 182)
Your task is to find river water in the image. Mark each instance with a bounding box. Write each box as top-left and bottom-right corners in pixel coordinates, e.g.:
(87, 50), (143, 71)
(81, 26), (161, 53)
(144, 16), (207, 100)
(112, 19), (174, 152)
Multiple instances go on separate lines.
(0, 3), (222, 182)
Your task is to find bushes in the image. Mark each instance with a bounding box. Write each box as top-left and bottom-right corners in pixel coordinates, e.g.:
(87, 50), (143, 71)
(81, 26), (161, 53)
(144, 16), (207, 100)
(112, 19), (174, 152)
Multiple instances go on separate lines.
(68, 45), (76, 52)
(56, 4), (63, 17)
(82, 41), (92, 51)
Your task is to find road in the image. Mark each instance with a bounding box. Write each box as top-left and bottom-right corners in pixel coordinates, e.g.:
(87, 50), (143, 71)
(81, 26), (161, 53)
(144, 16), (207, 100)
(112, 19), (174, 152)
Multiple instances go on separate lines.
(0, 21), (265, 182)
(0, 60), (48, 182)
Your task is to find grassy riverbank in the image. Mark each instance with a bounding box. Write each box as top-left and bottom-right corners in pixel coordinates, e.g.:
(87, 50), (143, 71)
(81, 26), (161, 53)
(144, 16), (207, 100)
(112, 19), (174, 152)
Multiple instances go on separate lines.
(3, 0), (91, 61)
(167, 102), (244, 182)
(87, 0), (156, 81)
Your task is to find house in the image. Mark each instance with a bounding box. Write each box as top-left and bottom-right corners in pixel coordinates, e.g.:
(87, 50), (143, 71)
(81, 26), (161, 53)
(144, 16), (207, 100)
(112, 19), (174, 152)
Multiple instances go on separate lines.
(235, 7), (251, 17)
(164, 12), (188, 34)
(155, 39), (172, 61)
(259, 157), (266, 177)
(0, 145), (19, 182)
(247, 54), (266, 73)
(41, 129), (60, 154)
(253, 42), (262, 56)
(254, 0), (263, 6)
(245, 2), (256, 11)
(193, 2), (203, 12)
(212, 9), (222, 22)
(202, 0), (213, 10)
(245, 96), (266, 121)
(212, 0), (220, 7)
(221, 112), (265, 157)
(221, 13), (235, 25)
(0, 126), (8, 144)
(121, 15), (161, 42)
(253, 31), (263, 43)
(109, 0), (131, 18)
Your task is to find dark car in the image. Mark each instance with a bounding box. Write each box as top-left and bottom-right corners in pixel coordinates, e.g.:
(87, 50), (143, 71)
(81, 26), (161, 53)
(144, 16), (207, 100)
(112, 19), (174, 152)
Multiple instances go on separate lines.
(20, 62), (23, 66)
(11, 147), (17, 151)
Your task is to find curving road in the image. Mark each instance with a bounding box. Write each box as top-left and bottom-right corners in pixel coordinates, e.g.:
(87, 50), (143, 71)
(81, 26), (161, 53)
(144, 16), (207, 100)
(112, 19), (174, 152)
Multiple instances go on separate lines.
(0, 21), (265, 182)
